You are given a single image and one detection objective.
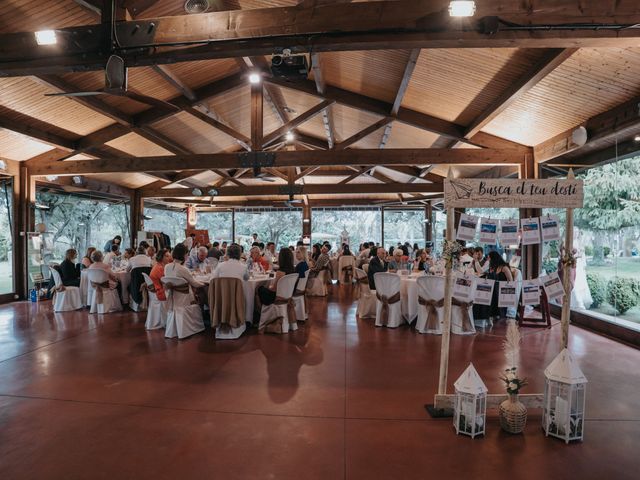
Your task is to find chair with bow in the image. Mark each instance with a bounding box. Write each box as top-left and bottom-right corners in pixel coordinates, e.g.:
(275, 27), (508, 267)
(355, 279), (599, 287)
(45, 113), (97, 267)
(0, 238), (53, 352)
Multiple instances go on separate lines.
(415, 276), (444, 334)
(49, 267), (82, 312)
(86, 268), (122, 314)
(451, 286), (476, 335)
(209, 277), (246, 339)
(362, 263), (369, 274)
(293, 270), (309, 322)
(354, 268), (376, 319)
(258, 273), (299, 334)
(373, 272), (403, 328)
(129, 266), (151, 312)
(338, 255), (355, 285)
(161, 276), (205, 339)
(306, 266), (329, 297)
(142, 272), (166, 330)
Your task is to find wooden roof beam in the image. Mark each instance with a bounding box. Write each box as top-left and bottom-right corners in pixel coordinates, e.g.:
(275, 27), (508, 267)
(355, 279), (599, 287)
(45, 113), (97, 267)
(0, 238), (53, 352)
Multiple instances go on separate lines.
(336, 117), (393, 150)
(0, 107), (77, 150)
(263, 100), (334, 148)
(30, 148), (525, 176)
(310, 53), (336, 149)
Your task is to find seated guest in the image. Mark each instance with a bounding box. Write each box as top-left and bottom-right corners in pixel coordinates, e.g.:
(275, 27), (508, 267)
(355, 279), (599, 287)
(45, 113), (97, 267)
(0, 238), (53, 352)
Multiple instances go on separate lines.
(472, 247), (488, 275)
(123, 248), (135, 260)
(208, 241), (223, 260)
(310, 244), (321, 263)
(246, 246), (270, 272)
(146, 246), (156, 263)
(220, 241), (228, 255)
(88, 250), (118, 288)
(459, 247), (474, 269)
(149, 248), (172, 301)
(165, 244), (205, 299)
(81, 247), (96, 269)
(257, 247), (295, 307)
(185, 246), (211, 271)
(388, 248), (405, 272)
(127, 245), (152, 271)
(416, 249), (432, 271)
(59, 248), (81, 287)
(294, 246), (309, 278)
(213, 244), (248, 281)
(340, 244), (354, 257)
(139, 240), (150, 250)
(311, 244), (331, 273)
(104, 244), (120, 265)
(367, 247), (388, 290)
(264, 242), (277, 263)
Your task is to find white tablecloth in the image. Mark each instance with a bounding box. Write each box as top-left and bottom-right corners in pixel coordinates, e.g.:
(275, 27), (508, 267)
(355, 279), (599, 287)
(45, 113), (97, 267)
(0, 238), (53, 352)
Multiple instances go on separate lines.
(398, 272), (424, 322)
(80, 269), (131, 305)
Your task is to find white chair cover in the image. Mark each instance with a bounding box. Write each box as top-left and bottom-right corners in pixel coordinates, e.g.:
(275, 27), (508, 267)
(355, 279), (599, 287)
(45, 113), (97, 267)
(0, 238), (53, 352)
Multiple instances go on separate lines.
(373, 272), (403, 328)
(211, 277), (247, 340)
(306, 268), (328, 297)
(129, 267), (149, 313)
(338, 255), (356, 285)
(362, 263), (369, 274)
(415, 276), (444, 334)
(86, 268), (122, 314)
(50, 267), (82, 312)
(259, 273), (299, 333)
(142, 272), (166, 330)
(354, 268), (376, 319)
(451, 278), (476, 336)
(293, 270), (309, 321)
(161, 276), (204, 339)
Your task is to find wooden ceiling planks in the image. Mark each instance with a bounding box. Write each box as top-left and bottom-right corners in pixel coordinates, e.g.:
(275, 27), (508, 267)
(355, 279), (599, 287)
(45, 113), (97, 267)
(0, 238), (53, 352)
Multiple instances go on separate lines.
(105, 132), (175, 157)
(402, 48), (550, 127)
(383, 122), (440, 149)
(484, 47), (640, 146)
(330, 104), (384, 144)
(151, 111), (240, 153)
(0, 0), (96, 33)
(321, 50), (416, 105)
(162, 59), (241, 91)
(90, 172), (160, 190)
(0, 129), (53, 160)
(0, 77), (114, 135)
(137, 0), (298, 18)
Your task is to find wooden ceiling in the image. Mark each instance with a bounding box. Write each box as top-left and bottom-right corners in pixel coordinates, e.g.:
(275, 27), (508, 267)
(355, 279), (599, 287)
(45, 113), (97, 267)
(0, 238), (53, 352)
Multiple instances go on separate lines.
(1, 0), (640, 207)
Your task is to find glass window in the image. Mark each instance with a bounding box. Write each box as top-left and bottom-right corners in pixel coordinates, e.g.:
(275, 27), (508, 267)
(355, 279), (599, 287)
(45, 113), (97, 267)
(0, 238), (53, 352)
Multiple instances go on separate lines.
(547, 157), (640, 331)
(383, 209), (425, 249)
(143, 206), (186, 247)
(0, 177), (13, 294)
(196, 211), (233, 243)
(311, 208), (381, 250)
(235, 209), (302, 251)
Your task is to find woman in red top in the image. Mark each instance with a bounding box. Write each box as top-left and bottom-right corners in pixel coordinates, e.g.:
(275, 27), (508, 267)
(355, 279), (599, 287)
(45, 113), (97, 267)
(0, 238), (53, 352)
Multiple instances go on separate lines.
(149, 248), (172, 301)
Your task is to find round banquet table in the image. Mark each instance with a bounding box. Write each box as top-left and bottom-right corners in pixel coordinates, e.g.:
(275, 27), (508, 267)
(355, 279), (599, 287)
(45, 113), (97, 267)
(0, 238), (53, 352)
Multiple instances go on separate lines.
(398, 272), (424, 323)
(193, 273), (271, 324)
(80, 269), (131, 306)
(330, 258), (339, 281)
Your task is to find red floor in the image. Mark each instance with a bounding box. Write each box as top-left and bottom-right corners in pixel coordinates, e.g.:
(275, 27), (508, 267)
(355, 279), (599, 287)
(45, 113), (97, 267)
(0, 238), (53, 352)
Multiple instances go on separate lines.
(0, 285), (638, 479)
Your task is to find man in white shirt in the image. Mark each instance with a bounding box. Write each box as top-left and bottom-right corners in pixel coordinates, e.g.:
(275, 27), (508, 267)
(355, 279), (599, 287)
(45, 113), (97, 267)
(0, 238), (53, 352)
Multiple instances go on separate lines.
(213, 244), (249, 281)
(185, 246), (211, 271)
(127, 246), (152, 271)
(263, 242), (276, 263)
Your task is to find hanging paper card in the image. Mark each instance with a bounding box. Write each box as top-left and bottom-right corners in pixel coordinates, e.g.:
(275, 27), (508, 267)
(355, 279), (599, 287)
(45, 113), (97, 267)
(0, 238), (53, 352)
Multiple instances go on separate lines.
(541, 214), (561, 242)
(499, 219), (519, 245)
(521, 217), (541, 245)
(456, 214), (478, 242)
(473, 278), (494, 306)
(479, 218), (498, 245)
(522, 279), (541, 305)
(540, 272), (565, 300)
(498, 281), (518, 308)
(453, 273), (475, 302)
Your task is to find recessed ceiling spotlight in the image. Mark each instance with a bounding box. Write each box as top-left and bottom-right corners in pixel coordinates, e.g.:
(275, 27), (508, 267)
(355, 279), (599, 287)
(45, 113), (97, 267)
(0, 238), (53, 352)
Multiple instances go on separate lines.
(184, 0), (210, 14)
(448, 1), (476, 17)
(45, 175), (58, 182)
(72, 176), (83, 185)
(248, 72), (261, 84)
(35, 30), (57, 45)
(634, 135), (640, 142)
(285, 131), (295, 142)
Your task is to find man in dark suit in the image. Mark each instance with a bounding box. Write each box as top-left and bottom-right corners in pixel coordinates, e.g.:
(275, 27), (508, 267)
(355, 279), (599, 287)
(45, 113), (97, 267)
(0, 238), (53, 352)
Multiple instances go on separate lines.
(368, 246), (388, 291)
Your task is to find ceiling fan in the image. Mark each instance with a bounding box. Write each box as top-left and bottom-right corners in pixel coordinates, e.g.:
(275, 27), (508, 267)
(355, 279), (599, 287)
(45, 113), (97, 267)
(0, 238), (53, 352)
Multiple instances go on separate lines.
(253, 166), (276, 182)
(44, 55), (178, 113)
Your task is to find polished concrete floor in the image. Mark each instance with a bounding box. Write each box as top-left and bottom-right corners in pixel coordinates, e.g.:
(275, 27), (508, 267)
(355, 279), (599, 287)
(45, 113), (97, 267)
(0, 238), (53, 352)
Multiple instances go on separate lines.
(0, 285), (638, 479)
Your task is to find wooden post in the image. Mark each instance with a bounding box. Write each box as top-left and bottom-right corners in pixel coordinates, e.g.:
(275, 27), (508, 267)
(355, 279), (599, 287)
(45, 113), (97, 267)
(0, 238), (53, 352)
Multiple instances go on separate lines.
(560, 169), (576, 349)
(250, 82), (263, 150)
(129, 190), (143, 248)
(231, 209), (236, 243)
(380, 207), (385, 247)
(16, 165), (35, 298)
(425, 203), (433, 244)
(437, 170), (456, 396)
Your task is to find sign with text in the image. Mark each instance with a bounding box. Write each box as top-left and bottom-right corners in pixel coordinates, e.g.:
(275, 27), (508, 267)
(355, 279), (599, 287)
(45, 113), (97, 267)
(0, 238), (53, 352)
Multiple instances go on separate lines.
(445, 178), (584, 208)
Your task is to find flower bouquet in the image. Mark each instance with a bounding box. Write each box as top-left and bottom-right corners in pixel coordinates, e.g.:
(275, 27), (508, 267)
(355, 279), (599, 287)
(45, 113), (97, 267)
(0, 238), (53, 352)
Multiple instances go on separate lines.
(441, 240), (462, 270)
(500, 367), (528, 395)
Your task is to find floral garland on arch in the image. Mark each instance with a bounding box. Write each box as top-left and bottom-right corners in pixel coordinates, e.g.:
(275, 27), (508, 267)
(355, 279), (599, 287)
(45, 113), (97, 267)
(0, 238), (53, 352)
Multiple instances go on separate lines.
(442, 239), (463, 270)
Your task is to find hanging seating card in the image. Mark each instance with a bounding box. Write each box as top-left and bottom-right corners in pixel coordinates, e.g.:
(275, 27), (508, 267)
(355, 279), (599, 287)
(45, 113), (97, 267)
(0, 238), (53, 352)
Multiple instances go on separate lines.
(456, 213), (478, 242)
(539, 272), (565, 300)
(498, 281), (519, 308)
(521, 217), (541, 245)
(522, 279), (541, 305)
(479, 217), (498, 245)
(499, 219), (519, 246)
(473, 278), (494, 305)
(453, 272), (475, 302)
(541, 214), (561, 242)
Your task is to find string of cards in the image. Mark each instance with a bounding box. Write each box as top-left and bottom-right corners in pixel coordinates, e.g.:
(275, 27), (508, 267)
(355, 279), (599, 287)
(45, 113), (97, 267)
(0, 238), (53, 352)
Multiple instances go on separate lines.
(456, 213), (561, 246)
(454, 271), (565, 307)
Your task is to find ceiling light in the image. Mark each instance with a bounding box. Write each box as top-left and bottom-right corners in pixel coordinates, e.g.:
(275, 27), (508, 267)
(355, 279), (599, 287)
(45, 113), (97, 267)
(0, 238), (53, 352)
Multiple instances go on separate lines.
(35, 30), (57, 45)
(248, 72), (261, 84)
(72, 176), (83, 185)
(635, 135), (640, 142)
(285, 131), (295, 142)
(448, 1), (476, 17)
(45, 175), (58, 182)
(192, 187), (203, 196)
(0, 160), (6, 171)
(207, 187), (219, 196)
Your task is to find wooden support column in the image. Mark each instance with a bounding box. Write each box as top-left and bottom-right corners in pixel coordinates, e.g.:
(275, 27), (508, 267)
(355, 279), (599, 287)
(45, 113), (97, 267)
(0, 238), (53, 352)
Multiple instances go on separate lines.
(520, 154), (541, 279)
(425, 203), (433, 244)
(251, 82), (264, 150)
(130, 190), (143, 248)
(16, 164), (35, 298)
(561, 170), (576, 349)
(231, 209), (236, 243)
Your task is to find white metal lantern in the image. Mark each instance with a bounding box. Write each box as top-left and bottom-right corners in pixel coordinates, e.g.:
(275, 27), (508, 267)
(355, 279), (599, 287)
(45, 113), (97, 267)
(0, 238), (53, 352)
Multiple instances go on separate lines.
(543, 348), (587, 443)
(454, 363), (487, 438)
